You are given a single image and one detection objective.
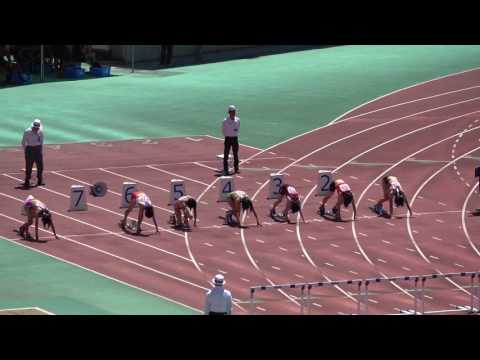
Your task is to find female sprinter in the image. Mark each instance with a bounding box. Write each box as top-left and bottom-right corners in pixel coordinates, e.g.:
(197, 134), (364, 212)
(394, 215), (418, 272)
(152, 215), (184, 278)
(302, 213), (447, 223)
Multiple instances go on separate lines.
(18, 195), (58, 241)
(173, 195), (197, 229)
(226, 190), (261, 228)
(121, 190), (159, 234)
(374, 175), (412, 218)
(320, 179), (357, 222)
(271, 183), (306, 224)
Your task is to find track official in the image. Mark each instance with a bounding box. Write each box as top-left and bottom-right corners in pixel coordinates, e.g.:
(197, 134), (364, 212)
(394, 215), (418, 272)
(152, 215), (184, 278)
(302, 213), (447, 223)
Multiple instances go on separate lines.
(222, 105), (240, 175)
(204, 274), (232, 315)
(21, 119), (44, 188)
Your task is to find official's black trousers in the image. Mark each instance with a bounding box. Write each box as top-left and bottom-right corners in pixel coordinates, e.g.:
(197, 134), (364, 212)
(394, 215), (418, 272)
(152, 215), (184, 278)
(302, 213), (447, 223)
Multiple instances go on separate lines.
(224, 136), (239, 173)
(24, 145), (43, 184)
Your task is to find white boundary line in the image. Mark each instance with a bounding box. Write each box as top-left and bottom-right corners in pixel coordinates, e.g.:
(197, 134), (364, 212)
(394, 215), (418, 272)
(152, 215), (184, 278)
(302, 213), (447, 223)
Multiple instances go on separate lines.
(330, 67), (480, 125)
(462, 181), (480, 257)
(203, 134), (264, 151)
(0, 306), (55, 315)
(0, 213), (203, 313)
(335, 84), (480, 124)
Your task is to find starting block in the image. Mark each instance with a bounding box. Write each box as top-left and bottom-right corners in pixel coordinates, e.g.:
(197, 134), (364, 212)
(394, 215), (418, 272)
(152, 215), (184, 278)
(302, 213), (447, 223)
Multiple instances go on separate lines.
(126, 219), (138, 232)
(270, 208), (287, 223)
(69, 185), (88, 211)
(121, 182), (137, 208)
(90, 181), (108, 197)
(267, 173), (284, 200)
(218, 176), (235, 202)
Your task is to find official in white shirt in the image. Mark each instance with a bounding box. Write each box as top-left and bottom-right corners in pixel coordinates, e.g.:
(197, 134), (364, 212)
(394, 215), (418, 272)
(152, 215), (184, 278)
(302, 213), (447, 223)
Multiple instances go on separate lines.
(204, 274), (232, 315)
(21, 119), (45, 188)
(222, 105), (240, 175)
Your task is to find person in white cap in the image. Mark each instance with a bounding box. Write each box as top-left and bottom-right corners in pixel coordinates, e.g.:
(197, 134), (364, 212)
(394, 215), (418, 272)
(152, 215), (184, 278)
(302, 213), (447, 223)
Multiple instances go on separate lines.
(204, 274), (232, 315)
(221, 105), (240, 175)
(21, 119), (44, 188)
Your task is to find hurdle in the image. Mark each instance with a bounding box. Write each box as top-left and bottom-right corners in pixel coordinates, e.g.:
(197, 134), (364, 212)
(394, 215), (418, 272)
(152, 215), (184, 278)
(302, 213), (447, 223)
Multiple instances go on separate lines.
(249, 271), (480, 315)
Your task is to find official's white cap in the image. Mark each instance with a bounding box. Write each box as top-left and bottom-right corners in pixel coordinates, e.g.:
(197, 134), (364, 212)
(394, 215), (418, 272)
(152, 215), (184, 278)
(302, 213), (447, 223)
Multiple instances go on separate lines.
(212, 274), (226, 286)
(228, 105), (236, 112)
(32, 119), (41, 128)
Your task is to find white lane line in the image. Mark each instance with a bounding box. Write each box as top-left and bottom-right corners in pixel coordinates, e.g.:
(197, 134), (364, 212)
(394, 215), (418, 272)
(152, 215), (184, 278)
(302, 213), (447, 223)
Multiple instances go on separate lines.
(256, 306), (267, 312)
(386, 222), (395, 227)
(234, 232), (240, 235)
(240, 278), (250, 283)
(98, 168), (169, 192)
(237, 175), (244, 179)
(377, 258), (387, 263)
(417, 195), (424, 200)
(308, 236), (317, 240)
(193, 162), (218, 171)
(368, 299), (379, 304)
(324, 262), (335, 267)
(256, 239), (265, 244)
(272, 266), (281, 271)
(358, 232), (368, 238)
(429, 255), (440, 260)
(454, 263), (465, 268)
(199, 201), (208, 205)
(349, 176), (359, 180)
(336, 226), (345, 230)
(279, 247), (288, 252)
(283, 172), (290, 176)
(217, 269), (228, 274)
(367, 198), (376, 202)
(0, 214), (203, 313)
(330, 243), (340, 248)
(406, 248), (416, 252)
(336, 83), (480, 124)
(295, 274), (304, 279)
(438, 201), (447, 206)
(256, 181), (263, 185)
(203, 242), (213, 247)
(412, 230), (419, 234)
(226, 250), (236, 255)
(198, 262), (204, 266)
(353, 251), (361, 255)
(349, 270), (359, 275)
(268, 151), (277, 155)
(303, 178), (312, 183)
(147, 165), (210, 186)
(462, 182), (480, 256)
(285, 229), (294, 233)
(456, 244), (466, 249)
(312, 303), (323, 308)
(432, 236), (443, 241)
(402, 267), (411, 272)
(381, 240), (392, 245)
(435, 219), (445, 224)
(424, 295), (434, 300)
(185, 137), (203, 142)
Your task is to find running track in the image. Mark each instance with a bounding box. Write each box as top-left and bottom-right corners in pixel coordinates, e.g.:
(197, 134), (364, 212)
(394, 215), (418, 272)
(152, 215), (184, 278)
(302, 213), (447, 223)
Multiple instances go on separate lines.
(1, 67), (479, 314)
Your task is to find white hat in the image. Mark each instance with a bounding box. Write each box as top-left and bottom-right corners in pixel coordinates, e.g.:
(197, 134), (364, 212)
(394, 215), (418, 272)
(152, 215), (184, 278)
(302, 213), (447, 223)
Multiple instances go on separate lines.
(228, 105), (236, 112)
(32, 119), (41, 128)
(212, 274), (226, 286)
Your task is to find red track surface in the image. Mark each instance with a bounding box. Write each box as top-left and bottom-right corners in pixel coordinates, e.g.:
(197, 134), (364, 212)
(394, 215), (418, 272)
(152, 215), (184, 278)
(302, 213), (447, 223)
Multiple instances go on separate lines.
(1, 68), (479, 314)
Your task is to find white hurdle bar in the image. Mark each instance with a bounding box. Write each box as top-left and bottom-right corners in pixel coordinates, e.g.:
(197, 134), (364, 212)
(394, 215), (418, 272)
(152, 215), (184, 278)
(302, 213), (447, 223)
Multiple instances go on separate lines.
(249, 271), (480, 315)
